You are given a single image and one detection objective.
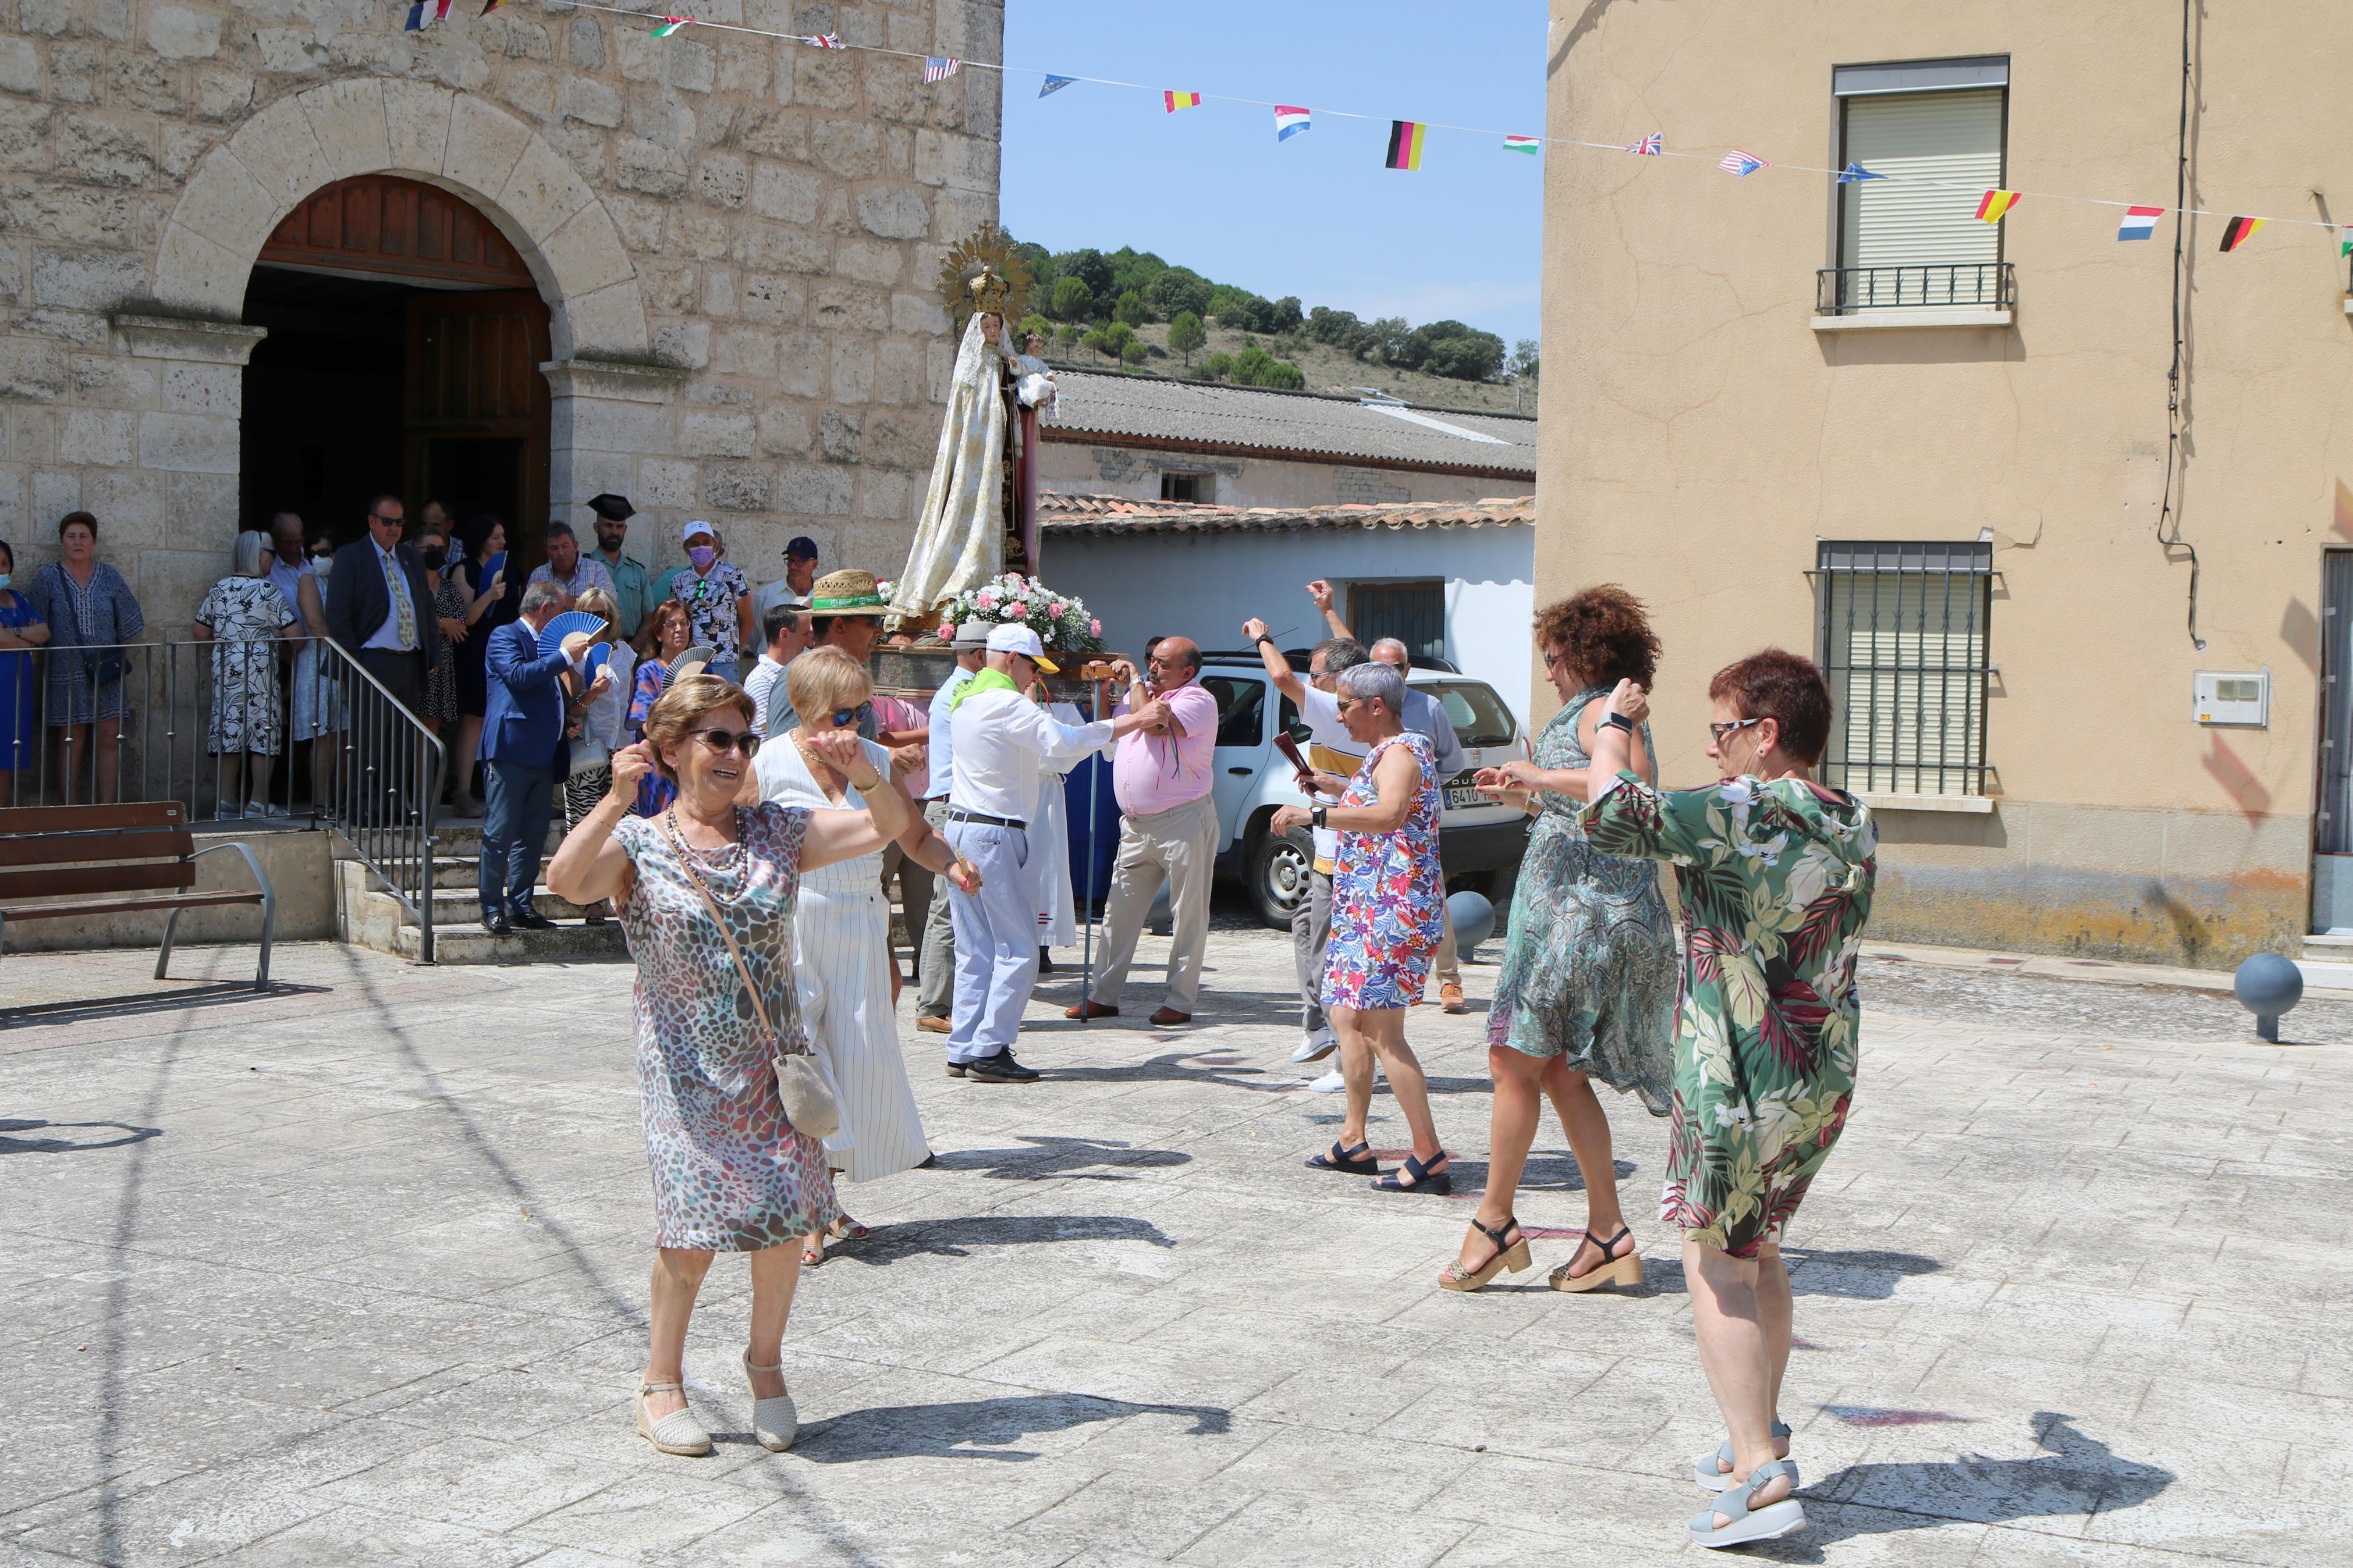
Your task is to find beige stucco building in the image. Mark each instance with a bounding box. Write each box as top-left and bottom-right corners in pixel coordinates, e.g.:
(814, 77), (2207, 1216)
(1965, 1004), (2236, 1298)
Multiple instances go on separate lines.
(1542, 1), (2353, 969)
(0, 0), (1003, 611)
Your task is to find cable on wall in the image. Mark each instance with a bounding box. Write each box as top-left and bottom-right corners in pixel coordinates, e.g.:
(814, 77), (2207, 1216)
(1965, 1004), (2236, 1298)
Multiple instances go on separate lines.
(2159, 0), (2206, 651)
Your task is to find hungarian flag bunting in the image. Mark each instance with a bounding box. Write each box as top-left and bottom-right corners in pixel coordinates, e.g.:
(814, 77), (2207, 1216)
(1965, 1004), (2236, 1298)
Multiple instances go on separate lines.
(2219, 215), (2265, 251)
(2116, 206), (2164, 240)
(2340, 226), (2352, 257)
(1502, 134), (1540, 155)
(1385, 120), (1426, 170)
(1165, 90), (1202, 112)
(650, 16), (689, 37)
(1975, 190), (2021, 223)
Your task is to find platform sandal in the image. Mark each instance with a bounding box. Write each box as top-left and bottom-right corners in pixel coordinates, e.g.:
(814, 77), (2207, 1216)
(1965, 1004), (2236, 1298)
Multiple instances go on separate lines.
(1694, 1421), (1794, 1491)
(1306, 1140), (1379, 1175)
(1548, 1224), (1641, 1292)
(634, 1381), (712, 1457)
(741, 1349), (798, 1452)
(1373, 1149), (1451, 1195)
(1688, 1457), (1804, 1548)
(1439, 1214), (1531, 1291)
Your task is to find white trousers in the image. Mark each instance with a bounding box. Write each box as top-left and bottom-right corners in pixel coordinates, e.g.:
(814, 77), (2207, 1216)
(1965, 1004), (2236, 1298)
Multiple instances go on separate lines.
(943, 820), (1038, 1062)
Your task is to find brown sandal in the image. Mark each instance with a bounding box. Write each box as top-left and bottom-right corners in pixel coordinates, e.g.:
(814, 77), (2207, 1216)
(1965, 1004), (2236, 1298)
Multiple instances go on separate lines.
(1549, 1224), (1641, 1293)
(1439, 1215), (1531, 1292)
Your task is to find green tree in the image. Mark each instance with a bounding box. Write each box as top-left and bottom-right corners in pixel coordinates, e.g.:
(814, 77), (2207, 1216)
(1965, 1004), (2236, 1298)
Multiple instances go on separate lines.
(1016, 312), (1052, 347)
(1120, 337), (1151, 368)
(1050, 276), (1093, 322)
(1269, 296), (1304, 333)
(1055, 322), (1084, 349)
(1509, 339), (1540, 384)
(1230, 346), (1305, 389)
(1113, 289), (1149, 327)
(1053, 247), (1114, 300)
(1083, 321), (1135, 364)
(1108, 246), (1168, 298)
(1166, 310), (1207, 365)
(1305, 305), (1362, 347)
(1013, 240), (1054, 287)
(1358, 316), (1411, 364)
(1198, 351), (1236, 382)
(1403, 319), (1506, 380)
(1147, 267), (1213, 321)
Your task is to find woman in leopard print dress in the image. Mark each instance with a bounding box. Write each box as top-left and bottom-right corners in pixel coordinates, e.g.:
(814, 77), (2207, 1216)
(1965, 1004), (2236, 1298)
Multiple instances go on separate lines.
(547, 674), (910, 1459)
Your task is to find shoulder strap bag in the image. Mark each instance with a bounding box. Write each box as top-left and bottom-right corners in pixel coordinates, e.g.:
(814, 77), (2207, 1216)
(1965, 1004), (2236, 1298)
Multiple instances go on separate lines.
(657, 807), (842, 1141)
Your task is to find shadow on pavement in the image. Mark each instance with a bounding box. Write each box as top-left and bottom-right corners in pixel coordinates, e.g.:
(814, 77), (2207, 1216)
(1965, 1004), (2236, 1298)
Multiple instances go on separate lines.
(929, 1135), (1191, 1181)
(0, 980), (328, 1028)
(1784, 1247), (1943, 1299)
(836, 1213), (1176, 1266)
(793, 1392), (1230, 1463)
(1755, 1412), (2175, 1558)
(0, 1118), (161, 1154)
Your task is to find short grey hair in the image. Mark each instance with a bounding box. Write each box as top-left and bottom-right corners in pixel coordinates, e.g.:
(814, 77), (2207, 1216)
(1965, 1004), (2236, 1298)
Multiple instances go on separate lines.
(1312, 637), (1367, 672)
(520, 578), (568, 615)
(1335, 660), (1405, 714)
(1371, 637), (1411, 667)
(232, 529), (271, 579)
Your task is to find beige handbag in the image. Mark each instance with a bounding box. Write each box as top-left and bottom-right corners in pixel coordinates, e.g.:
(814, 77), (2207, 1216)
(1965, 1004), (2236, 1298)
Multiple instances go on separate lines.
(659, 809), (842, 1142)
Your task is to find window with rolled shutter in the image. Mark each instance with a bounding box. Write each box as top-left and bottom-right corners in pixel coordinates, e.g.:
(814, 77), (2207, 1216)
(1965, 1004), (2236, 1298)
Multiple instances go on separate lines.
(1815, 541), (1993, 797)
(1833, 61), (2007, 310)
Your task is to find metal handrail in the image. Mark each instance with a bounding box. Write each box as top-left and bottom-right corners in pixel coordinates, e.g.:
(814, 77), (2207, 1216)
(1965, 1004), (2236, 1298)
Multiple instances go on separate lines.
(0, 632), (443, 961)
(1816, 262), (2015, 314)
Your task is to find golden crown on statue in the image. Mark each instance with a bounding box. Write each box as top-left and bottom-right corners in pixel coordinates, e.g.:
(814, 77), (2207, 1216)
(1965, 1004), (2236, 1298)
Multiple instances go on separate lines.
(966, 264), (1013, 316)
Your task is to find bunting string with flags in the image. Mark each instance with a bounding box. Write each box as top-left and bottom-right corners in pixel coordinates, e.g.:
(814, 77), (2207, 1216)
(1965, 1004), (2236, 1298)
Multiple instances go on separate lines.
(924, 56), (962, 83)
(1274, 106), (1311, 142)
(544, 1), (2353, 249)
(1975, 190), (2022, 223)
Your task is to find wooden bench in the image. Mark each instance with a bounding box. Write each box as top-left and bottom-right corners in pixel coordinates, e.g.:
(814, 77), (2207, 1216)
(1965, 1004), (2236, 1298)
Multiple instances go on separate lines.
(0, 802), (276, 990)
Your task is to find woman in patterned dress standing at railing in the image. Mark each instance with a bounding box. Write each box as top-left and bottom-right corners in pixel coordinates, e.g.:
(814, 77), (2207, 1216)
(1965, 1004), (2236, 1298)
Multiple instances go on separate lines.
(25, 511), (143, 805)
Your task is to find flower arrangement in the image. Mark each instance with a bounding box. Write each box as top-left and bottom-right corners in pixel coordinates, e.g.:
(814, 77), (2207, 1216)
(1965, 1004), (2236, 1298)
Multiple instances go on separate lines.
(935, 572), (1105, 652)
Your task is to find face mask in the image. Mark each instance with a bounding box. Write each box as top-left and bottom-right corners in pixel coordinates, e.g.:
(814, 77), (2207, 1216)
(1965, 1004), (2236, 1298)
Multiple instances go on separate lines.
(0, 574), (11, 592)
(418, 545), (448, 569)
(688, 545), (716, 571)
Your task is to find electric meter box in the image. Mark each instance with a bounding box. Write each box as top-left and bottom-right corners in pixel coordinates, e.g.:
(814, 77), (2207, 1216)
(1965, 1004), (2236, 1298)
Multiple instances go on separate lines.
(2192, 670), (2269, 727)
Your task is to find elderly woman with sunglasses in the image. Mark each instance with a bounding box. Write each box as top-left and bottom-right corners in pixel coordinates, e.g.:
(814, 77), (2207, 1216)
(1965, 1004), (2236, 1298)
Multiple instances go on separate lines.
(548, 673), (909, 1459)
(753, 647), (979, 1264)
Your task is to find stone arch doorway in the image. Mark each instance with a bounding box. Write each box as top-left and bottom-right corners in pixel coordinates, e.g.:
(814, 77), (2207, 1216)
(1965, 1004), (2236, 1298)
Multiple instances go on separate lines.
(240, 174), (552, 564)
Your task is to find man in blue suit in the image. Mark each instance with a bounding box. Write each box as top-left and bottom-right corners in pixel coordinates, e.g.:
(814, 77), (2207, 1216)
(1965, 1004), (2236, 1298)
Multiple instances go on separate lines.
(480, 579), (599, 936)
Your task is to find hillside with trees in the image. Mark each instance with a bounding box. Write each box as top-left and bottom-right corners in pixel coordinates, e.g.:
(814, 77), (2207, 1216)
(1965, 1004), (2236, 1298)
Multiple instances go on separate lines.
(1009, 243), (1539, 416)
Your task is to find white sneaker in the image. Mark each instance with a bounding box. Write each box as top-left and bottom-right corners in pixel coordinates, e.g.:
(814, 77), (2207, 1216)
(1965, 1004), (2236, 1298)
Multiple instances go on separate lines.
(1308, 1067), (1345, 1093)
(1290, 1027), (1336, 1064)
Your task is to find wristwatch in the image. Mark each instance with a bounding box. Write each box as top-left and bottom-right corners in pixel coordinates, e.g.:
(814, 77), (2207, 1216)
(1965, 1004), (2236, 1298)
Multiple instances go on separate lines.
(1311, 805), (1328, 829)
(1600, 711), (1635, 734)
(1255, 634), (1276, 647)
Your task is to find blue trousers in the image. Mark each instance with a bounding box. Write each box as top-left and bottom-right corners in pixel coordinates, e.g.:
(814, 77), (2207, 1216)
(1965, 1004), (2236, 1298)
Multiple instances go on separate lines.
(480, 757), (555, 916)
(943, 820), (1037, 1063)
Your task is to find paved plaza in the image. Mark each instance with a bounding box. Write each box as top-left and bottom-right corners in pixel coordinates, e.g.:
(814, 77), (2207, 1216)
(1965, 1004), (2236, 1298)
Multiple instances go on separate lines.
(3, 921), (2350, 1567)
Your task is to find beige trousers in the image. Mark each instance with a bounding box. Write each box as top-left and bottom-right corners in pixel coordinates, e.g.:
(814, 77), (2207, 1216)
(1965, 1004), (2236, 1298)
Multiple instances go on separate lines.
(1087, 792), (1220, 1015)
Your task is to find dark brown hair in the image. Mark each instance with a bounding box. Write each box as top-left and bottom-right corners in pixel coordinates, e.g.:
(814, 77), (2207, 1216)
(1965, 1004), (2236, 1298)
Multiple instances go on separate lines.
(57, 510), (97, 541)
(643, 675), (756, 781)
(1708, 648), (1833, 766)
(1533, 585), (1659, 688)
(636, 598), (692, 659)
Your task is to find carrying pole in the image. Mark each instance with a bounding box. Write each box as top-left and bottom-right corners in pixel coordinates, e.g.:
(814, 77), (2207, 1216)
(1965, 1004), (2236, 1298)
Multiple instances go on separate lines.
(1080, 677), (1103, 1005)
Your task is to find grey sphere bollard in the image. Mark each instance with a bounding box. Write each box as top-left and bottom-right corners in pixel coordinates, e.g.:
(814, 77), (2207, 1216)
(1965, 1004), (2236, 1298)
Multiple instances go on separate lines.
(1446, 889), (1497, 954)
(2232, 952), (2304, 1043)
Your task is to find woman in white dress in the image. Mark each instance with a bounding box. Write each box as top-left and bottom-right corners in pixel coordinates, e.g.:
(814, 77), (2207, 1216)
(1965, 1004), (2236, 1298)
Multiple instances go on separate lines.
(753, 648), (980, 1263)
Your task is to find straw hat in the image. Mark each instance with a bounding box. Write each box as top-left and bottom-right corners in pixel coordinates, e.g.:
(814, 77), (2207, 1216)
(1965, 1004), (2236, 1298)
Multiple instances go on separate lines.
(809, 568), (883, 613)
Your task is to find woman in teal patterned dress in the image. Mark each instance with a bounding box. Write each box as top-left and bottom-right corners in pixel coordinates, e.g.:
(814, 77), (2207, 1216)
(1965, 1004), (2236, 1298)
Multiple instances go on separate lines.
(1579, 650), (1876, 1550)
(1446, 587), (1677, 1294)
(546, 674), (908, 1460)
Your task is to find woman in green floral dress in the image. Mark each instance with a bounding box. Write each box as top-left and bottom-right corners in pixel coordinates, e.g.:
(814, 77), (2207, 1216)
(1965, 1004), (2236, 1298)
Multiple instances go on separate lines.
(1578, 649), (1876, 1551)
(1445, 587), (1677, 1296)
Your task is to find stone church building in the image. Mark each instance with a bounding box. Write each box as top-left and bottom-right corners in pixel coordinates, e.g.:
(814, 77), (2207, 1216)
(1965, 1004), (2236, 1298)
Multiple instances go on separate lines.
(0, 0), (1004, 613)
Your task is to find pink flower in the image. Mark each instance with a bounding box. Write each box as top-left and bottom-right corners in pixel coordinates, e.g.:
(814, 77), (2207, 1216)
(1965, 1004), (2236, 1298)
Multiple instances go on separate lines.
(975, 590), (998, 608)
(936, 623), (953, 639)
(1089, 618), (1102, 636)
(999, 605), (1023, 621)
(1050, 600), (1067, 617)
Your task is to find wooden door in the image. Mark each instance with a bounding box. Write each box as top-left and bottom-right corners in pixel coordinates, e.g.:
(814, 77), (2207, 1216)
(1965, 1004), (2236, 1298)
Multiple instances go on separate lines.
(403, 289), (552, 569)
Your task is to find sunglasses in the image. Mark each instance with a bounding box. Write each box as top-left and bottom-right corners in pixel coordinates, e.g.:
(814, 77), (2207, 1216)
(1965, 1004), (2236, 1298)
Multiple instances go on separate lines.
(1709, 717), (1763, 744)
(690, 727), (762, 758)
(830, 701), (874, 730)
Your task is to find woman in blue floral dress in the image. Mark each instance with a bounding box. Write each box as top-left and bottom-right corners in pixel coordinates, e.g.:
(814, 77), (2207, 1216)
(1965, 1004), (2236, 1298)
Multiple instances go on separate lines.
(1580, 650), (1876, 1549)
(1446, 588), (1678, 1295)
(25, 511), (143, 803)
(1271, 662), (1451, 1195)
(547, 674), (908, 1460)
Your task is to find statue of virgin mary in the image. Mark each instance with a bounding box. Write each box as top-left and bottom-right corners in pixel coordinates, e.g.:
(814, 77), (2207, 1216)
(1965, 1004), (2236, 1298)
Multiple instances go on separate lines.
(889, 303), (1014, 621)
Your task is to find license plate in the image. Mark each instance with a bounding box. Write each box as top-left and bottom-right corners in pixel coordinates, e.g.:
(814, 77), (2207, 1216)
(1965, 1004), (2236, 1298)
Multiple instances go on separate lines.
(1445, 785), (1485, 810)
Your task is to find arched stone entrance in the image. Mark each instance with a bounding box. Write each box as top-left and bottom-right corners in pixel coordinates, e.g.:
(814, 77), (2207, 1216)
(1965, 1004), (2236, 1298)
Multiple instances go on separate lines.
(141, 79), (679, 549)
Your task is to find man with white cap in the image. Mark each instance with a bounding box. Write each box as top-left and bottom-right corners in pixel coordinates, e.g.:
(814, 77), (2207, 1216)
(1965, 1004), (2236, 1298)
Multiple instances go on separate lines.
(915, 618), (994, 1033)
(942, 625), (1168, 1082)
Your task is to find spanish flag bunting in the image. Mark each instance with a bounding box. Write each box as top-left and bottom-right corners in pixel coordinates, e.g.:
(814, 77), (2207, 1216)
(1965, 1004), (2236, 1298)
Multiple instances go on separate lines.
(1975, 190), (2021, 223)
(650, 16), (688, 37)
(1165, 90), (1202, 112)
(2219, 215), (2265, 251)
(1386, 120), (1426, 171)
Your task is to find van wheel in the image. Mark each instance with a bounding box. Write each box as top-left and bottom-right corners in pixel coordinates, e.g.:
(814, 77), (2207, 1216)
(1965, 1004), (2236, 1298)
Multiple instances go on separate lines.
(1250, 823), (1314, 930)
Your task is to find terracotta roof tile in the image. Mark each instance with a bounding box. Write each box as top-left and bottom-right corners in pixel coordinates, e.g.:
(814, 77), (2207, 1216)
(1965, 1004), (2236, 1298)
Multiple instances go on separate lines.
(1039, 492), (1535, 536)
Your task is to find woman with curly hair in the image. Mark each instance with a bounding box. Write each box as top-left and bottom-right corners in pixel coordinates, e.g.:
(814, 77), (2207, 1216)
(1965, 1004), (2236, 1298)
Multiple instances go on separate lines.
(1448, 586), (1677, 1293)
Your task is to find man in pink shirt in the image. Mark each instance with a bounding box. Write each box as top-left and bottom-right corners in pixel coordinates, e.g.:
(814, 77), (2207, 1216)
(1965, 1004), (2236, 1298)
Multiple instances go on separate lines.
(1067, 636), (1222, 1025)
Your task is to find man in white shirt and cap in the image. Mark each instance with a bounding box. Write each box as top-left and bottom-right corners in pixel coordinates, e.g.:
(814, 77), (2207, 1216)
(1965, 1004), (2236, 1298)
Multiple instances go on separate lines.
(916, 618), (994, 1034)
(942, 624), (1167, 1082)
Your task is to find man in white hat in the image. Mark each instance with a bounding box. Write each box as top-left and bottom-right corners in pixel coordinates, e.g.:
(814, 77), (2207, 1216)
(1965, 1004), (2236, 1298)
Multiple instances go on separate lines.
(916, 619), (996, 1033)
(942, 624), (1167, 1082)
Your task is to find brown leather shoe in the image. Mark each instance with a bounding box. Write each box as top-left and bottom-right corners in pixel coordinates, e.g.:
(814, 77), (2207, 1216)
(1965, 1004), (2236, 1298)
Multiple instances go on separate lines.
(917, 1015), (950, 1034)
(1064, 1000), (1120, 1020)
(1440, 983), (1468, 1014)
(1149, 1007), (1192, 1026)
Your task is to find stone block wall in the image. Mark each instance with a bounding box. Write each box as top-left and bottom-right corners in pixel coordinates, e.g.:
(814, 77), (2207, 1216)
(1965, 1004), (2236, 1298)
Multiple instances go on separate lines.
(0, 0), (1002, 618)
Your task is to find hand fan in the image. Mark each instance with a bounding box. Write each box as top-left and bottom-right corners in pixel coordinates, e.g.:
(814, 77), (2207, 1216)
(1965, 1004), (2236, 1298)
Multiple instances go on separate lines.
(662, 645), (716, 687)
(536, 610), (608, 657)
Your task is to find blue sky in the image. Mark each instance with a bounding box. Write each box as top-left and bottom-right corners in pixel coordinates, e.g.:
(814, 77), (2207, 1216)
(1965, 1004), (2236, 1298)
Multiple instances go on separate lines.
(998, 1), (1548, 348)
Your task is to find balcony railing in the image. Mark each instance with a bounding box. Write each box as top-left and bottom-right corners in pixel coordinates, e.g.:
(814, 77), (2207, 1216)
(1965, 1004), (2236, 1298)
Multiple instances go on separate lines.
(1816, 262), (2015, 315)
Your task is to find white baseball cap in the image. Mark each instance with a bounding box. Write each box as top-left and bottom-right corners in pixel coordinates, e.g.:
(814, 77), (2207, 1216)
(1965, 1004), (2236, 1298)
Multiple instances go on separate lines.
(682, 520), (715, 542)
(985, 622), (1057, 673)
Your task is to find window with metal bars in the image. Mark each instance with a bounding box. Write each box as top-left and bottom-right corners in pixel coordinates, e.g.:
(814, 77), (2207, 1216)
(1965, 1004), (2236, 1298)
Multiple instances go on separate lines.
(1812, 541), (1994, 795)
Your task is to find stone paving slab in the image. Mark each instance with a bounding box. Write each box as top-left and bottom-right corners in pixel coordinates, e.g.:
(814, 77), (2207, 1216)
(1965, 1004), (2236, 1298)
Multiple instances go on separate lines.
(3, 930), (2351, 1566)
